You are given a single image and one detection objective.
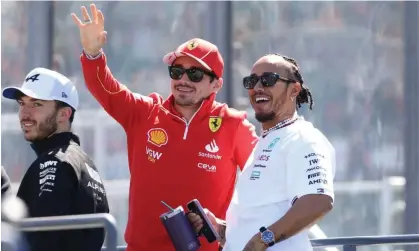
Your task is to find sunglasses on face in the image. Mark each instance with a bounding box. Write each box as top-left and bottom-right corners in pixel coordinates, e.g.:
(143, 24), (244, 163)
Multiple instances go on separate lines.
(243, 72), (294, 90)
(168, 66), (216, 83)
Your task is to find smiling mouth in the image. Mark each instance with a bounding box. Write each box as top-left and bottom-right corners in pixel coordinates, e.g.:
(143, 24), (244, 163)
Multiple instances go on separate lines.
(176, 86), (194, 93)
(254, 96), (271, 104)
(21, 121), (36, 129)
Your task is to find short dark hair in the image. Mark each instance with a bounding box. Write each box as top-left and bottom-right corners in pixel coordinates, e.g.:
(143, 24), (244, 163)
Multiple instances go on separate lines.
(267, 54), (314, 110)
(55, 101), (76, 123)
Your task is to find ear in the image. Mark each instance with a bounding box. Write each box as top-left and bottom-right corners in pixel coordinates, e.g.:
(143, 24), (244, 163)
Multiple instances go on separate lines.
(57, 107), (72, 123)
(212, 78), (223, 93)
(289, 82), (302, 98)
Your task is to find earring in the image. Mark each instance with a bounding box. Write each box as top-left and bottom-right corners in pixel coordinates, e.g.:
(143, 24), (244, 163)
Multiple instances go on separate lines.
(291, 96), (295, 102)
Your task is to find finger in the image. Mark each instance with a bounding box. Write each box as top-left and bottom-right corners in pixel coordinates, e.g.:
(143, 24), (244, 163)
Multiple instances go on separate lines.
(71, 13), (84, 28)
(99, 31), (107, 45)
(90, 4), (98, 24)
(193, 218), (203, 227)
(97, 10), (105, 27)
(188, 215), (201, 224)
(81, 6), (91, 22)
(187, 212), (197, 219)
(194, 223), (204, 232)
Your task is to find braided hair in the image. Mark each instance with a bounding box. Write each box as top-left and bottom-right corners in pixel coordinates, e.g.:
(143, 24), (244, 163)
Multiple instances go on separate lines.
(267, 54), (314, 110)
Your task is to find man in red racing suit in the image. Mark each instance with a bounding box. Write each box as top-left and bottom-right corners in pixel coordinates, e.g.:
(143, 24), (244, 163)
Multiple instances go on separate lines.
(72, 4), (258, 251)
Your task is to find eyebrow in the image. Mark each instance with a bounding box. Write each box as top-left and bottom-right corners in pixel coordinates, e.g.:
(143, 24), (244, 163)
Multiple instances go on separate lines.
(17, 97), (43, 102)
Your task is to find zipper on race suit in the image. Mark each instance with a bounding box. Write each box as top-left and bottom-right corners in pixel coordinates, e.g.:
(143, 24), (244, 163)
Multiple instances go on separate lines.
(167, 102), (204, 140)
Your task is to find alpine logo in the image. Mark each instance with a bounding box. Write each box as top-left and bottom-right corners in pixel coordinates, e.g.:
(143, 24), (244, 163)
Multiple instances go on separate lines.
(205, 139), (219, 153)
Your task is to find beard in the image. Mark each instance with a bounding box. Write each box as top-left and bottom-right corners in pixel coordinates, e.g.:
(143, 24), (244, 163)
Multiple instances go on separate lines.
(23, 111), (58, 142)
(255, 111), (276, 122)
(175, 96), (196, 107)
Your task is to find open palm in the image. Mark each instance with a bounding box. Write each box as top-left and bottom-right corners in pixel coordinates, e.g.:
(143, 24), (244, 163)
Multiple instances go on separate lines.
(71, 4), (107, 56)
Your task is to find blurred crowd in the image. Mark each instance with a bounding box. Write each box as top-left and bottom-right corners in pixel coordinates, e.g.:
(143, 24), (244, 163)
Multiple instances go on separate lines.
(1, 2), (406, 246)
(2, 1), (404, 182)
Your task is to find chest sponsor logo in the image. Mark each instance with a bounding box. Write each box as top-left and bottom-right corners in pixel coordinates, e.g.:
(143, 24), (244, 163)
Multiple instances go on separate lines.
(304, 152), (325, 159)
(308, 179), (328, 185)
(85, 163), (103, 184)
(147, 128), (168, 147)
(199, 139), (222, 160)
(198, 163), (217, 172)
(39, 181), (54, 196)
(268, 137), (280, 149)
(250, 170), (261, 180)
(146, 146), (163, 163)
(39, 160), (57, 169)
(257, 155), (270, 161)
(209, 117), (222, 133)
(39, 174), (55, 185)
(306, 166), (326, 172)
(205, 139), (219, 153)
(39, 167), (56, 177)
(308, 172), (327, 179)
(87, 181), (106, 194)
(38, 160), (58, 196)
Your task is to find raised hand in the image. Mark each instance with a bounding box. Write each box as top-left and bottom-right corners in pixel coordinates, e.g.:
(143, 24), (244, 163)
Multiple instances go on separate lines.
(71, 4), (107, 56)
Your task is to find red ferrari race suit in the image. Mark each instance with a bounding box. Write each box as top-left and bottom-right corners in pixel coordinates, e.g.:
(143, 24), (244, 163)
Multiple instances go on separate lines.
(80, 52), (258, 251)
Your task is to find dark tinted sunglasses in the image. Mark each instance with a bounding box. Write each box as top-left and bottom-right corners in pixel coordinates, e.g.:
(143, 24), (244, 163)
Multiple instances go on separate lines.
(243, 72), (295, 90)
(169, 66), (216, 83)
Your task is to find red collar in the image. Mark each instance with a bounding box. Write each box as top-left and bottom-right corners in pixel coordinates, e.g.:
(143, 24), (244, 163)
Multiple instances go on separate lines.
(162, 93), (217, 120)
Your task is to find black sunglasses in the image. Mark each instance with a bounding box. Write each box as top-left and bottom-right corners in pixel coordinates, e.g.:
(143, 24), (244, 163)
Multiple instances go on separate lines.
(168, 66), (216, 83)
(243, 72), (295, 90)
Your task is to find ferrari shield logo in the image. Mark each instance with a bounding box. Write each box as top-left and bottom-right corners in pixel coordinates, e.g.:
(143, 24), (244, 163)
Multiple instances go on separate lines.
(187, 40), (199, 50)
(209, 117), (222, 132)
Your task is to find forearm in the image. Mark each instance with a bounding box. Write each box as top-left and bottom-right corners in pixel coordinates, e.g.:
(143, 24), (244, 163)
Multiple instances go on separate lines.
(80, 51), (142, 127)
(268, 195), (333, 243)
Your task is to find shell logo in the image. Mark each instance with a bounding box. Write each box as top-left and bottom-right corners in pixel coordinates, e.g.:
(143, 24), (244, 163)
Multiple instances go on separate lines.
(147, 128), (168, 147)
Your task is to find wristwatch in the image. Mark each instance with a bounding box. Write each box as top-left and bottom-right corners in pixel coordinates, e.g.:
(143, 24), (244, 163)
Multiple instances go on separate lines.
(259, 226), (275, 247)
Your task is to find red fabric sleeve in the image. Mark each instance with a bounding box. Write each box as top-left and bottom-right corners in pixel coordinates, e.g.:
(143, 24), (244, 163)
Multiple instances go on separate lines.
(80, 52), (154, 130)
(233, 118), (259, 170)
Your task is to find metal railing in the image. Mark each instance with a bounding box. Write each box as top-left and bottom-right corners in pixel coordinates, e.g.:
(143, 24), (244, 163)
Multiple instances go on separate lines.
(109, 234), (419, 251)
(17, 213), (118, 251)
(311, 234), (419, 251)
(9, 213), (419, 251)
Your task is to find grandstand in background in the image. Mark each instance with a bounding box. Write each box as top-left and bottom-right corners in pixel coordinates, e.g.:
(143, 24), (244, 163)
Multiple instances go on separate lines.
(2, 2), (419, 251)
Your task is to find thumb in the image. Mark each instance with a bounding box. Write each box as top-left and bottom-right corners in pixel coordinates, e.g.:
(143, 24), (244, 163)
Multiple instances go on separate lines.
(99, 31), (107, 45)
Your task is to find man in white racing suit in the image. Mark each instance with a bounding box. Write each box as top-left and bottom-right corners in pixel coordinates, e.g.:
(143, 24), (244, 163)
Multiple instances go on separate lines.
(189, 54), (335, 251)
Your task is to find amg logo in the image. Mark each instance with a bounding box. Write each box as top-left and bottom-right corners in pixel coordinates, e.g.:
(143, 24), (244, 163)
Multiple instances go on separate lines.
(306, 166), (326, 172)
(307, 172), (327, 179)
(308, 179), (328, 185)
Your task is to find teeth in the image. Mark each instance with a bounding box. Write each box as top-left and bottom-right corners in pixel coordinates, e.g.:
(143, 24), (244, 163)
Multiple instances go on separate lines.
(255, 97), (269, 102)
(177, 87), (193, 92)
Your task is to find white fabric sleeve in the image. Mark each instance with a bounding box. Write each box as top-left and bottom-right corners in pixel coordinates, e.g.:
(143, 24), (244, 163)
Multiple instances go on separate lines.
(286, 142), (335, 204)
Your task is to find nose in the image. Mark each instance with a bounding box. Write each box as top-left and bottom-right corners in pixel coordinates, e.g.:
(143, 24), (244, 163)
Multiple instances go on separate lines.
(19, 106), (32, 118)
(180, 71), (190, 82)
(253, 80), (264, 92)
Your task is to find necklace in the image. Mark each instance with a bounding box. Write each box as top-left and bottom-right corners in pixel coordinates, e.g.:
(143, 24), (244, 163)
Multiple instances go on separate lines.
(261, 116), (299, 138)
